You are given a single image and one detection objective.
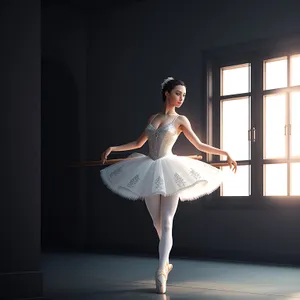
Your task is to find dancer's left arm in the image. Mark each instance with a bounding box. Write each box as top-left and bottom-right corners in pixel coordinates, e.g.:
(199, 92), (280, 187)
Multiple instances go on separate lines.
(178, 115), (237, 172)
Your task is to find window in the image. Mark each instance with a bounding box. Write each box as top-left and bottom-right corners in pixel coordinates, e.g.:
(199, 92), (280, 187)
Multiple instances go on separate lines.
(219, 64), (251, 196)
(205, 36), (300, 201)
(263, 56), (300, 196)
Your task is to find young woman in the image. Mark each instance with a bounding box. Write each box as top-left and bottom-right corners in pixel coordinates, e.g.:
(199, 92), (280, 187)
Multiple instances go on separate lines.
(100, 77), (237, 294)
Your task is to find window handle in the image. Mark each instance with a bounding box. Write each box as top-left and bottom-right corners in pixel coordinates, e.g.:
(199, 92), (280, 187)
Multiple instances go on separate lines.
(284, 125), (287, 136)
(252, 127), (256, 142)
(248, 129), (252, 141)
(248, 127), (256, 142)
(284, 124), (291, 136)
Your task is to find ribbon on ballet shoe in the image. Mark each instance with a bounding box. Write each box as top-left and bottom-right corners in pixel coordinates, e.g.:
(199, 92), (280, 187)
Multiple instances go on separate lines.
(166, 263), (173, 277)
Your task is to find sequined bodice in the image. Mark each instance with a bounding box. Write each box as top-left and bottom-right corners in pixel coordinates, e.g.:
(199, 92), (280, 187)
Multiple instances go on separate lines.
(145, 122), (180, 160)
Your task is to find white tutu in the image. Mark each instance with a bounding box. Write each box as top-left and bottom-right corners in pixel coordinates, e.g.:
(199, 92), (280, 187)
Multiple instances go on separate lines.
(100, 114), (227, 201)
(100, 153), (224, 201)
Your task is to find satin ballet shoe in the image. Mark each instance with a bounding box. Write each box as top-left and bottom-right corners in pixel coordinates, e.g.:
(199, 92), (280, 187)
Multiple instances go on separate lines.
(155, 267), (167, 294)
(155, 263), (172, 294)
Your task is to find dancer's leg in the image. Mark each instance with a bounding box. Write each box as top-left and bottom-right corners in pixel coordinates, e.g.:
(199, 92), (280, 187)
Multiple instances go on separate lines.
(145, 194), (162, 240)
(158, 193), (179, 270)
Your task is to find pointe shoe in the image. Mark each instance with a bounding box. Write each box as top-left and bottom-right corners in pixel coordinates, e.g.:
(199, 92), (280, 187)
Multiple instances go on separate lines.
(155, 263), (173, 294)
(155, 267), (167, 294)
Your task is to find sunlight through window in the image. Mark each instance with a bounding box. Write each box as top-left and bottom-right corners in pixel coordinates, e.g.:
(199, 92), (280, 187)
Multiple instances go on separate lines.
(291, 92), (300, 157)
(221, 165), (250, 196)
(215, 50), (300, 199)
(264, 164), (287, 196)
(221, 64), (250, 96)
(221, 98), (250, 161)
(264, 57), (287, 90)
(291, 54), (300, 86)
(264, 94), (287, 159)
(291, 163), (300, 196)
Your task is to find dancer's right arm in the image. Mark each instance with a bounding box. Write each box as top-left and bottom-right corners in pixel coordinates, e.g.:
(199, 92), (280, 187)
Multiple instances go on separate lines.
(101, 114), (156, 164)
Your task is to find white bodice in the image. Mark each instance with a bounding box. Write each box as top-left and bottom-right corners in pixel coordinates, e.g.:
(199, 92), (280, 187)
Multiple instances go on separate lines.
(146, 121), (179, 160)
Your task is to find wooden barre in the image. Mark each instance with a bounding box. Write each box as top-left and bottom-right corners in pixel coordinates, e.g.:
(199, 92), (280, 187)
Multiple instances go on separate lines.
(71, 155), (202, 167)
(70, 155), (231, 168)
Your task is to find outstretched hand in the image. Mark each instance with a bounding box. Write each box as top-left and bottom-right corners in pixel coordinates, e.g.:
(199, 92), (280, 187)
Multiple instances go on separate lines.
(101, 147), (112, 165)
(227, 154), (237, 173)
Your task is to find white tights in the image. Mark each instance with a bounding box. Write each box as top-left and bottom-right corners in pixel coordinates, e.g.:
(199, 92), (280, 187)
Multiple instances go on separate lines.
(145, 193), (179, 270)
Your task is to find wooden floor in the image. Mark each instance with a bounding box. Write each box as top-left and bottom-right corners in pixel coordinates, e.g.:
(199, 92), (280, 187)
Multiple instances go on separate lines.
(42, 253), (300, 300)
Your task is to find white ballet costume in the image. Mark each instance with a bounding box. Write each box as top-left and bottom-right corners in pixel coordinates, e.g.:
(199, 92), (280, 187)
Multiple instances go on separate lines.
(100, 114), (226, 294)
(100, 114), (225, 201)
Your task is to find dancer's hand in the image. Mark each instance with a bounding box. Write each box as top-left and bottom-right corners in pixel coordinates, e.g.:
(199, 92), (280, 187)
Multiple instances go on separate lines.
(101, 147), (112, 165)
(226, 153), (237, 173)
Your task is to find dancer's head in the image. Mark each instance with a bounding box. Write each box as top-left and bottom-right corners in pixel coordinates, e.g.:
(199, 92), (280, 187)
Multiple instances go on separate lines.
(161, 77), (186, 108)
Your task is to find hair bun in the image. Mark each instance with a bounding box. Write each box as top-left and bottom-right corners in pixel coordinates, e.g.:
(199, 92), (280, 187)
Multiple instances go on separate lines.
(161, 77), (174, 89)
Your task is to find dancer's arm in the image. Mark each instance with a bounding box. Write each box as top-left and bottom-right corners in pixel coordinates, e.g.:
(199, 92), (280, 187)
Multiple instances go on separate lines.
(178, 115), (237, 172)
(101, 114), (156, 164)
(101, 132), (148, 164)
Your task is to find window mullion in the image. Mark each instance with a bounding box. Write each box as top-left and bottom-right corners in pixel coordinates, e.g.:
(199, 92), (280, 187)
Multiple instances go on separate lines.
(287, 55), (291, 195)
(251, 57), (264, 197)
(287, 85), (291, 195)
(213, 63), (221, 158)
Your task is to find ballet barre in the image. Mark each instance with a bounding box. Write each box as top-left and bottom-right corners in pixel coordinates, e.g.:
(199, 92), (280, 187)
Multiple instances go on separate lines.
(71, 155), (231, 168)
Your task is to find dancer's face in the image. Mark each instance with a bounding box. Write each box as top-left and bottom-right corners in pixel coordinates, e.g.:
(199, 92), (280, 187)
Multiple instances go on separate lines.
(165, 85), (186, 108)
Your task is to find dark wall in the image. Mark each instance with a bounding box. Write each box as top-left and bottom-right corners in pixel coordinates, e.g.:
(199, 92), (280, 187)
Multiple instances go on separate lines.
(41, 2), (88, 249)
(86, 0), (300, 264)
(40, 0), (142, 252)
(0, 1), (43, 299)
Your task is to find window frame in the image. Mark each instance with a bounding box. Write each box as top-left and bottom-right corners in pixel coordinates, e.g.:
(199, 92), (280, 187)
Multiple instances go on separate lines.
(202, 34), (300, 209)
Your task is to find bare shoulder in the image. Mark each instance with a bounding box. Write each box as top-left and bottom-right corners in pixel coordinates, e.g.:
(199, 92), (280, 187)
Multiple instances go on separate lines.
(177, 114), (189, 121)
(147, 113), (159, 124)
(177, 115), (191, 126)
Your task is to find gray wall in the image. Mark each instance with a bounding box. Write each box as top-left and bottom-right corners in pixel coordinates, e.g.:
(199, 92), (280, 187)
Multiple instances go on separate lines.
(87, 0), (300, 263)
(0, 1), (43, 298)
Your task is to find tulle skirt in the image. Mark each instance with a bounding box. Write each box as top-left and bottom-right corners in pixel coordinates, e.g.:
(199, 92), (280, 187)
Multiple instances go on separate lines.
(100, 153), (229, 201)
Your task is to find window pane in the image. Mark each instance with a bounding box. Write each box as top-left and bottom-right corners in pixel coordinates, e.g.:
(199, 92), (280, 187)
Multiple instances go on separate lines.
(264, 164), (287, 196)
(291, 163), (300, 196)
(221, 64), (250, 96)
(291, 92), (300, 157)
(264, 57), (287, 90)
(221, 165), (250, 196)
(264, 94), (287, 159)
(221, 97), (250, 160)
(291, 54), (300, 86)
